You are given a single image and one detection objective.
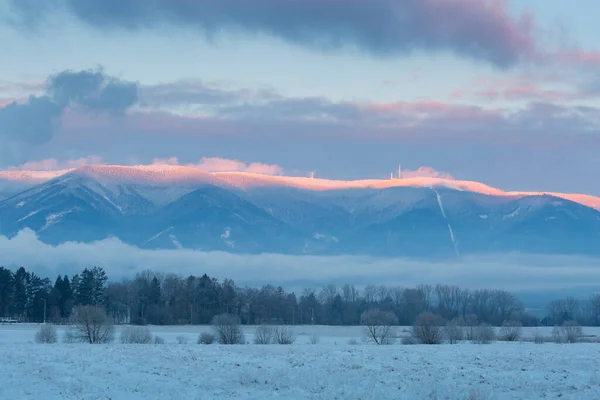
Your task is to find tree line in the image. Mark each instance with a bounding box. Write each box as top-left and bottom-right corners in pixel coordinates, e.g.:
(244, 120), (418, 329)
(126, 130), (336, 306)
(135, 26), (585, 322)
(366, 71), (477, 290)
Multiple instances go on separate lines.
(1, 265), (599, 326)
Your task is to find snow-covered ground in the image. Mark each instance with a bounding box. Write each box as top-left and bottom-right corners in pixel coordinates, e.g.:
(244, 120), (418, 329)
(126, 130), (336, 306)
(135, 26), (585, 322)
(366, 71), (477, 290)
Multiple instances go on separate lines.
(2, 324), (600, 399)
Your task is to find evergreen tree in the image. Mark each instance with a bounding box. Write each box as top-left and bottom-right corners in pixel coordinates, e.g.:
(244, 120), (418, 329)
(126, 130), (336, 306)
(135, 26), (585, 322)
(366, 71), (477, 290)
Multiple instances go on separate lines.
(149, 276), (162, 306)
(0, 267), (14, 317)
(13, 267), (29, 320)
(60, 275), (74, 318)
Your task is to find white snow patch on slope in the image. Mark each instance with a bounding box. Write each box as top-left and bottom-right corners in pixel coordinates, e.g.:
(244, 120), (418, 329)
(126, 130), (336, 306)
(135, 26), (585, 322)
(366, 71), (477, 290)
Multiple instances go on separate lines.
(16, 210), (39, 222)
(169, 234), (183, 249)
(220, 228), (235, 248)
(503, 207), (521, 219)
(145, 227), (174, 244)
(431, 187), (460, 256)
(40, 210), (72, 232)
(313, 233), (339, 243)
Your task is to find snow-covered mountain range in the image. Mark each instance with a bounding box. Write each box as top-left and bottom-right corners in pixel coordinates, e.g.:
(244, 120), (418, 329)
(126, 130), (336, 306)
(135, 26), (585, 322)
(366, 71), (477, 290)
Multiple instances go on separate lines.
(1, 165), (599, 257)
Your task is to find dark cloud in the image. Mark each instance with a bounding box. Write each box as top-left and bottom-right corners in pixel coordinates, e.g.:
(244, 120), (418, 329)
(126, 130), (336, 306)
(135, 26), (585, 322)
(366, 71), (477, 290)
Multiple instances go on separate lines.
(0, 68), (138, 165)
(48, 68), (138, 115)
(8, 0), (535, 68)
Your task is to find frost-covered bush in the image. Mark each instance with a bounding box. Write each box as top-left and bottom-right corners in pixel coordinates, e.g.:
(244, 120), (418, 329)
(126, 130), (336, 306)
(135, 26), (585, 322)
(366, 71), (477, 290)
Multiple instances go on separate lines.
(274, 326), (295, 345)
(309, 333), (320, 345)
(532, 330), (545, 344)
(472, 323), (496, 344)
(154, 336), (165, 344)
(499, 320), (522, 342)
(120, 326), (153, 344)
(412, 312), (446, 345)
(552, 321), (583, 343)
(176, 335), (189, 344)
(254, 325), (274, 344)
(212, 314), (244, 344)
(35, 324), (58, 344)
(444, 318), (464, 344)
(198, 332), (215, 344)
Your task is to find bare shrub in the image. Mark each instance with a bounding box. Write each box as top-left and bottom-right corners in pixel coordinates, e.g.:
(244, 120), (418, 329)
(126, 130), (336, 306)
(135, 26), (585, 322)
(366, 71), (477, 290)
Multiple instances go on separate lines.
(309, 333), (319, 344)
(69, 305), (114, 344)
(120, 326), (153, 344)
(212, 314), (245, 344)
(472, 323), (496, 344)
(553, 321), (583, 343)
(532, 330), (545, 344)
(35, 324), (58, 344)
(463, 314), (479, 341)
(499, 320), (522, 342)
(154, 336), (165, 344)
(63, 329), (78, 343)
(412, 312), (446, 345)
(254, 325), (274, 344)
(466, 389), (492, 400)
(176, 335), (189, 344)
(198, 332), (215, 344)
(347, 338), (358, 345)
(274, 326), (295, 344)
(444, 318), (464, 344)
(401, 336), (418, 345)
(360, 309), (398, 345)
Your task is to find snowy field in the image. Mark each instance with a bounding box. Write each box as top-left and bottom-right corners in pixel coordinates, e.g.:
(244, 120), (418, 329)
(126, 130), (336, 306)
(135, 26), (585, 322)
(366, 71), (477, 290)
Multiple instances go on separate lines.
(2, 324), (600, 399)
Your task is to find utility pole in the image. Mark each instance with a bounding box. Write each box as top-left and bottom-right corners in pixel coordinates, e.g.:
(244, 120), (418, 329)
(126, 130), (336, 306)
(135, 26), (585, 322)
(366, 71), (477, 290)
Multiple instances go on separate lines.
(43, 299), (46, 324)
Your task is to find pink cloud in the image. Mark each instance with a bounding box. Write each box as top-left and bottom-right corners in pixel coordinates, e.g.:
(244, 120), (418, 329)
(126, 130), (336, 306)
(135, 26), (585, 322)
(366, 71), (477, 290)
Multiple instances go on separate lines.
(401, 167), (454, 179)
(152, 157), (284, 175)
(12, 155), (105, 171)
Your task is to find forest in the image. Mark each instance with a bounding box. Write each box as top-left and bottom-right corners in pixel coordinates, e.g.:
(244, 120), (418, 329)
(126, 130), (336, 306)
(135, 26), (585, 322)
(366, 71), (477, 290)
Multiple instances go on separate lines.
(1, 266), (599, 327)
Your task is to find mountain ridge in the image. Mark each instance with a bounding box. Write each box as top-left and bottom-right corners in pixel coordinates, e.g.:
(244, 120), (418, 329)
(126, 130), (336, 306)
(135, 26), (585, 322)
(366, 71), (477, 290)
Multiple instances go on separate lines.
(1, 165), (599, 258)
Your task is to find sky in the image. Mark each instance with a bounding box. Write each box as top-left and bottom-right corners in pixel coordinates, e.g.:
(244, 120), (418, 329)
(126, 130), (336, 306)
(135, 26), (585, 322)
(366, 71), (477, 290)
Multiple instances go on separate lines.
(1, 0), (600, 195)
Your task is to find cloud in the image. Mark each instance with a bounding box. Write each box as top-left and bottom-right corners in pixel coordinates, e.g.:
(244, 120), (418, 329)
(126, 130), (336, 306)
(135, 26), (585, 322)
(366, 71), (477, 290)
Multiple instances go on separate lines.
(402, 167), (453, 179)
(0, 68), (138, 166)
(10, 155), (105, 171)
(7, 0), (536, 68)
(2, 229), (600, 294)
(152, 156), (284, 175)
(48, 68), (138, 115)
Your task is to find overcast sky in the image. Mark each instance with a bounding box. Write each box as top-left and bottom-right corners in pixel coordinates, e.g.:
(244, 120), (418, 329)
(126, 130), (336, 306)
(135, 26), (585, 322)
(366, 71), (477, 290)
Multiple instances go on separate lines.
(2, 0), (600, 195)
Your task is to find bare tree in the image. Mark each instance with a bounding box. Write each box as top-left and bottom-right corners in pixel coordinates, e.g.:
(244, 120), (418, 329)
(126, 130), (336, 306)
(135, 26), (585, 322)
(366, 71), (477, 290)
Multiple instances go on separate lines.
(444, 317), (464, 344)
(254, 325), (274, 344)
(35, 324), (58, 344)
(274, 326), (295, 344)
(412, 312), (446, 344)
(472, 323), (496, 344)
(69, 305), (114, 344)
(499, 320), (522, 342)
(120, 326), (153, 344)
(212, 314), (244, 344)
(360, 309), (398, 345)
